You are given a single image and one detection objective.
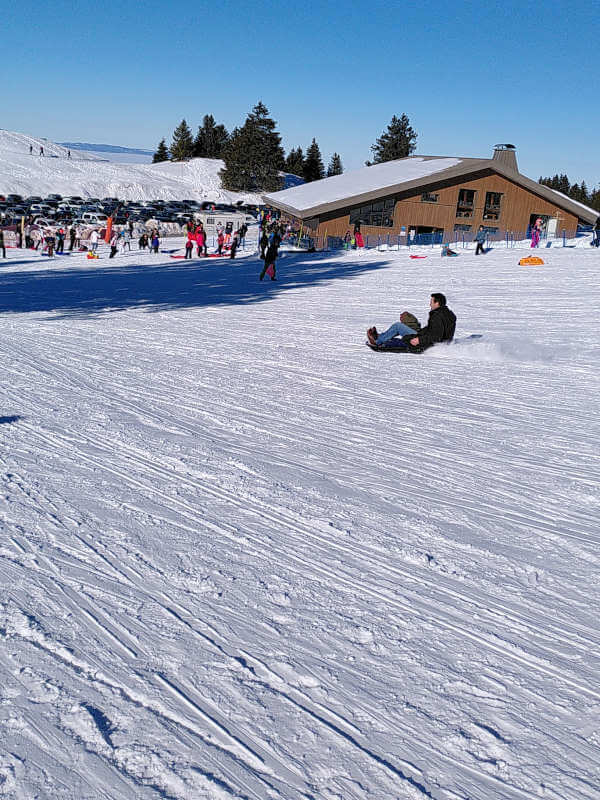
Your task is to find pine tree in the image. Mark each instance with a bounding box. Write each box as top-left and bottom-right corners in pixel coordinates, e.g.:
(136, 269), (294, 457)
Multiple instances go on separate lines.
(303, 139), (325, 182)
(152, 138), (170, 163)
(327, 153), (343, 176)
(170, 119), (194, 161)
(284, 147), (305, 177)
(193, 115), (229, 158)
(220, 102), (284, 192)
(368, 114), (417, 164)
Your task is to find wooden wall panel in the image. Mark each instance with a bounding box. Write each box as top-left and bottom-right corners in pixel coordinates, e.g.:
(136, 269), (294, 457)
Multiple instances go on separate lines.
(308, 172), (579, 240)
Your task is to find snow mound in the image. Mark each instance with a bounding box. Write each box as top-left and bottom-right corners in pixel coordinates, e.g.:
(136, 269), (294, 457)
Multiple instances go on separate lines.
(0, 129), (271, 204)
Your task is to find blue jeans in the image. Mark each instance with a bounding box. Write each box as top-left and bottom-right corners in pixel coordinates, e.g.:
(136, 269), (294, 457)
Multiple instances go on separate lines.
(376, 321), (416, 345)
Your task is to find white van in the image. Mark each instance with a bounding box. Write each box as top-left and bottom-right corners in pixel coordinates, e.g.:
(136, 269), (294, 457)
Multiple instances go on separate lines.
(81, 212), (108, 224)
(193, 210), (255, 235)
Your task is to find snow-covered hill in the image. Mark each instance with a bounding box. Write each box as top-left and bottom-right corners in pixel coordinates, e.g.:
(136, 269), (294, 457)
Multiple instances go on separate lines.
(0, 236), (598, 799)
(0, 129), (264, 203)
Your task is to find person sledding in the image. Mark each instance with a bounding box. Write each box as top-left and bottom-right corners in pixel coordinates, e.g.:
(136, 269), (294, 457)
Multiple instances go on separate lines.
(368, 293), (456, 352)
(367, 311), (421, 347)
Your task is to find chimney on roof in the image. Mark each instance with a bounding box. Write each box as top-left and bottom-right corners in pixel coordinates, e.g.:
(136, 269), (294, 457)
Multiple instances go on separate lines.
(493, 143), (518, 172)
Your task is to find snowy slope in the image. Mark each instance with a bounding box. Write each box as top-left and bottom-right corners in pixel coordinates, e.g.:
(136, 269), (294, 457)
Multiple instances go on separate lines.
(0, 238), (599, 799)
(0, 130), (263, 203)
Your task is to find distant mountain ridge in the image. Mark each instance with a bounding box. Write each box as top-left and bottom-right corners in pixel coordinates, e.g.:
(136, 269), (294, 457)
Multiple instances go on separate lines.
(59, 142), (154, 156)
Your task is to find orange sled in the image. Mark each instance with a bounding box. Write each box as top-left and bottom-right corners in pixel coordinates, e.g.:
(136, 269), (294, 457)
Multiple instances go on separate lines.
(519, 256), (544, 265)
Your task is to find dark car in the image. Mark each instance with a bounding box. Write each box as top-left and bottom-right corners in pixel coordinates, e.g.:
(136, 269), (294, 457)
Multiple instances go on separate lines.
(46, 193), (63, 201)
(7, 194), (24, 203)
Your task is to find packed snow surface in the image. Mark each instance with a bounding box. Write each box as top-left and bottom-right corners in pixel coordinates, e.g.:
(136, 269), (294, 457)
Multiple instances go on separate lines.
(265, 157), (462, 211)
(0, 235), (599, 800)
(0, 129), (263, 203)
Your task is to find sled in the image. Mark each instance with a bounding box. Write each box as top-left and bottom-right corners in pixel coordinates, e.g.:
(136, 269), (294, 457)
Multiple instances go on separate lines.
(519, 256), (544, 266)
(409, 255), (427, 259)
(367, 334), (483, 352)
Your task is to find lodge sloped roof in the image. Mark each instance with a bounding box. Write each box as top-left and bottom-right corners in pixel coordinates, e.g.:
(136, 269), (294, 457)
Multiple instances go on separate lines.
(265, 155), (599, 225)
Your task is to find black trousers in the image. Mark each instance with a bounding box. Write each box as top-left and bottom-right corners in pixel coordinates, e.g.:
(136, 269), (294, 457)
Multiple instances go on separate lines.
(475, 241), (485, 255)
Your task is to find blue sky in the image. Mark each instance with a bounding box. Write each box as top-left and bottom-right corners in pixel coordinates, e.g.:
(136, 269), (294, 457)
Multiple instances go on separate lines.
(4, 0), (598, 186)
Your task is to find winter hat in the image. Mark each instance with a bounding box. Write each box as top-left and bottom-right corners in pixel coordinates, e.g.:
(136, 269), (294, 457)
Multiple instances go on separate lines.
(400, 311), (420, 331)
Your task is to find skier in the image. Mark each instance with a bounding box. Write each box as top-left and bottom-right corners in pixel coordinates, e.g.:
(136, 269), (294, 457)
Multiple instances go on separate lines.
(40, 146), (44, 156)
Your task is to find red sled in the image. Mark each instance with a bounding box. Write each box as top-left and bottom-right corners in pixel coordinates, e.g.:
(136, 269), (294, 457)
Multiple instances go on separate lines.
(409, 255), (427, 259)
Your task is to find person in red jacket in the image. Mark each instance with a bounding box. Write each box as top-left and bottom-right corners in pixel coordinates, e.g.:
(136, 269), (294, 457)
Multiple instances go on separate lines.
(216, 230), (225, 255)
(185, 231), (194, 259)
(195, 228), (206, 256)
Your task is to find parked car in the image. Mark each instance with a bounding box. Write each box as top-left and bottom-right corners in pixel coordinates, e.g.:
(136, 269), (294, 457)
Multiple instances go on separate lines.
(81, 212), (108, 224)
(7, 194), (24, 203)
(46, 193), (63, 201)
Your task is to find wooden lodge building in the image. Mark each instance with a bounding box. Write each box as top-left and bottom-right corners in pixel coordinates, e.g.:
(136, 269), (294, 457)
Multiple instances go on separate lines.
(264, 145), (598, 243)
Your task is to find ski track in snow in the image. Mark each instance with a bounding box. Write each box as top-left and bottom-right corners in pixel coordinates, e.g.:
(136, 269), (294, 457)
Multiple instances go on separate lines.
(0, 238), (599, 799)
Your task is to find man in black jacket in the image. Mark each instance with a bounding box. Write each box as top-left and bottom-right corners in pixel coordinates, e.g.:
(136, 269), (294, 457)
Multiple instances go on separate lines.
(404, 293), (456, 352)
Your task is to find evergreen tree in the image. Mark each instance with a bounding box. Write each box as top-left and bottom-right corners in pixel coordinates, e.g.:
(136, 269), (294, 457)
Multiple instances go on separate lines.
(303, 139), (325, 182)
(590, 188), (600, 212)
(327, 152), (343, 176)
(152, 138), (170, 163)
(193, 115), (229, 158)
(170, 119), (194, 161)
(284, 147), (305, 177)
(368, 113), (417, 164)
(220, 102), (285, 192)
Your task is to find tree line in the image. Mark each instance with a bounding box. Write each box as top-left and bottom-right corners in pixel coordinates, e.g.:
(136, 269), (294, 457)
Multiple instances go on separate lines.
(538, 174), (600, 212)
(152, 103), (418, 193)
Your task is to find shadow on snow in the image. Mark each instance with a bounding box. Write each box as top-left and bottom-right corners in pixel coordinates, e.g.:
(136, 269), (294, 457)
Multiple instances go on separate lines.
(0, 251), (390, 319)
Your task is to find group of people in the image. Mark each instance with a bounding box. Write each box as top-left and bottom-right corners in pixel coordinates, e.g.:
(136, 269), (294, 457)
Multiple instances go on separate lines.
(367, 293), (457, 354)
(183, 220), (249, 260)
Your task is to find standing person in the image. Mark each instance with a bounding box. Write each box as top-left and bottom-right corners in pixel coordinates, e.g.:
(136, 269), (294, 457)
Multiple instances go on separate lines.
(195, 225), (206, 256)
(29, 144), (33, 155)
(259, 236), (280, 280)
(68, 225), (76, 251)
(138, 231), (148, 250)
(531, 218), (542, 248)
(216, 221), (224, 239)
(56, 228), (65, 254)
(40, 145), (44, 156)
(594, 216), (600, 247)
(216, 229), (225, 255)
(24, 223), (32, 248)
(229, 230), (239, 259)
(123, 227), (131, 251)
(109, 231), (118, 258)
(89, 229), (99, 253)
(184, 230), (194, 259)
(0, 229), (5, 258)
(67, 149), (71, 159)
(238, 222), (248, 247)
(224, 220), (233, 245)
(259, 228), (269, 259)
(45, 233), (55, 257)
(474, 225), (486, 255)
(150, 230), (160, 253)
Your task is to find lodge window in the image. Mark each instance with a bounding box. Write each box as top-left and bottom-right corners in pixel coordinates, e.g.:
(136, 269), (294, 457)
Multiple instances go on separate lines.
(483, 191), (503, 221)
(454, 224), (472, 232)
(421, 192), (439, 203)
(456, 189), (475, 218)
(349, 198), (395, 227)
(482, 226), (499, 235)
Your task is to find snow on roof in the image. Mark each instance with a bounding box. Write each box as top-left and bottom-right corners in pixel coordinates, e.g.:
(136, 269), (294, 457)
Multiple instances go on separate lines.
(546, 186), (599, 219)
(265, 157), (463, 211)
